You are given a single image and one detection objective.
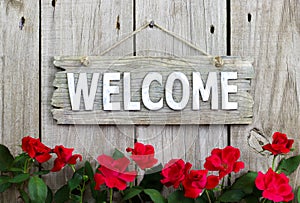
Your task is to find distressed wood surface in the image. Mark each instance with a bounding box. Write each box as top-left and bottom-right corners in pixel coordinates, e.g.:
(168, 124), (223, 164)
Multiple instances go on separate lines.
(51, 56), (254, 124)
(230, 0), (300, 190)
(41, 0), (134, 192)
(0, 0), (299, 201)
(0, 0), (39, 201)
(135, 0), (228, 175)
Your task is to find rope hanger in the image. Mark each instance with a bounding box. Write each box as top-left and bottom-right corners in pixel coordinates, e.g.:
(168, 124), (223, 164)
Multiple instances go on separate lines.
(99, 21), (224, 67)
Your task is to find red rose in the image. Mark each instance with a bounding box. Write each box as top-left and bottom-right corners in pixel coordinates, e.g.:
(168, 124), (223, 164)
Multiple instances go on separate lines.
(51, 145), (82, 172)
(204, 146), (244, 178)
(126, 142), (158, 169)
(161, 159), (191, 188)
(94, 154), (137, 190)
(255, 168), (294, 202)
(21, 136), (51, 163)
(262, 132), (294, 155)
(182, 169), (219, 199)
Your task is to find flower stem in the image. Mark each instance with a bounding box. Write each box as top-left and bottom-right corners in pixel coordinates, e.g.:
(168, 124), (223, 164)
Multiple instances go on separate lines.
(109, 188), (113, 203)
(221, 177), (225, 190)
(70, 164), (76, 173)
(261, 198), (267, 203)
(79, 180), (86, 203)
(24, 158), (31, 173)
(205, 190), (212, 203)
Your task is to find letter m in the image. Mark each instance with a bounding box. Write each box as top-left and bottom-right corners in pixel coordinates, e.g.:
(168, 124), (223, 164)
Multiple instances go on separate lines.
(192, 72), (218, 110)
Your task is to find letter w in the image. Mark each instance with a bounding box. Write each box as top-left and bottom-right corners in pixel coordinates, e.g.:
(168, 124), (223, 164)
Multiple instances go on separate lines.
(67, 73), (100, 110)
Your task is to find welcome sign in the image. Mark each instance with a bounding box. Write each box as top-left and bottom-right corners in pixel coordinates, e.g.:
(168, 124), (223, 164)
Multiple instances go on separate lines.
(52, 56), (254, 125)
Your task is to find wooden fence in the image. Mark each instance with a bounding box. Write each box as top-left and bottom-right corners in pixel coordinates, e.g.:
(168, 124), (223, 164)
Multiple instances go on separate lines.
(1, 0), (299, 201)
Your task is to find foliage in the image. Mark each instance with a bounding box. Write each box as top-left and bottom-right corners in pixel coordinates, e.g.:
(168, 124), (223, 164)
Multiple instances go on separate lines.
(0, 132), (299, 203)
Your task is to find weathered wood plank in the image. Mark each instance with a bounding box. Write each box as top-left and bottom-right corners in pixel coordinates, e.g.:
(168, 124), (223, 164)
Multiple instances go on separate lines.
(135, 0), (228, 172)
(51, 56), (254, 124)
(41, 0), (134, 191)
(0, 0), (39, 201)
(230, 0), (300, 189)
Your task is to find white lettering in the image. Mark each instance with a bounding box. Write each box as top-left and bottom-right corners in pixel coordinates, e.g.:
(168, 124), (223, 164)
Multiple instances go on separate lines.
(67, 73), (99, 111)
(192, 72), (218, 110)
(103, 73), (121, 110)
(123, 72), (140, 110)
(142, 72), (163, 110)
(221, 72), (238, 109)
(165, 72), (190, 110)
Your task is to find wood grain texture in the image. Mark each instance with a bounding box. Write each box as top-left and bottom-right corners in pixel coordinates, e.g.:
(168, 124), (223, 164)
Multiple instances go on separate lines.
(135, 0), (228, 172)
(51, 56), (254, 124)
(230, 0), (300, 189)
(0, 0), (39, 201)
(41, 0), (134, 191)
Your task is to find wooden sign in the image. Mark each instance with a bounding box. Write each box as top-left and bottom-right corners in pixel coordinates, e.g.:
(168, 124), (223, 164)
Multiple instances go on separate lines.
(52, 56), (254, 125)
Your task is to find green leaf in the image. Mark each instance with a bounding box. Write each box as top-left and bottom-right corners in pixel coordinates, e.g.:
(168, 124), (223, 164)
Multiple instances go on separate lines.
(297, 187), (300, 203)
(112, 148), (125, 159)
(243, 195), (260, 203)
(70, 194), (81, 201)
(20, 189), (30, 203)
(167, 190), (194, 203)
(84, 161), (94, 180)
(68, 171), (83, 191)
(28, 176), (48, 203)
(9, 167), (24, 172)
(0, 182), (12, 192)
(194, 197), (207, 203)
(277, 155), (300, 175)
(92, 190), (107, 203)
(45, 186), (53, 203)
(123, 187), (143, 200)
(144, 189), (166, 203)
(12, 153), (30, 171)
(9, 173), (30, 183)
(0, 175), (11, 184)
(75, 166), (86, 176)
(218, 190), (245, 202)
(231, 171), (258, 194)
(0, 144), (14, 171)
(13, 153), (29, 164)
(139, 164), (163, 191)
(54, 185), (70, 203)
(252, 184), (262, 197)
(33, 170), (50, 176)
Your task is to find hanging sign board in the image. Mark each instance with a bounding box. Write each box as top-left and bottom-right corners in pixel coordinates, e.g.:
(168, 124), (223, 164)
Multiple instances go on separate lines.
(52, 56), (254, 125)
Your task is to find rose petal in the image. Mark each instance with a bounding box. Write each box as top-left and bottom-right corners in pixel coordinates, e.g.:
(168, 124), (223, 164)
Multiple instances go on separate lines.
(68, 154), (82, 165)
(263, 190), (283, 202)
(97, 154), (115, 168)
(35, 153), (52, 163)
(51, 158), (65, 172)
(206, 175), (219, 189)
(255, 172), (266, 190)
(118, 171), (137, 182)
(184, 187), (202, 199)
(112, 157), (130, 172)
(94, 173), (105, 190)
(233, 161), (245, 172)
